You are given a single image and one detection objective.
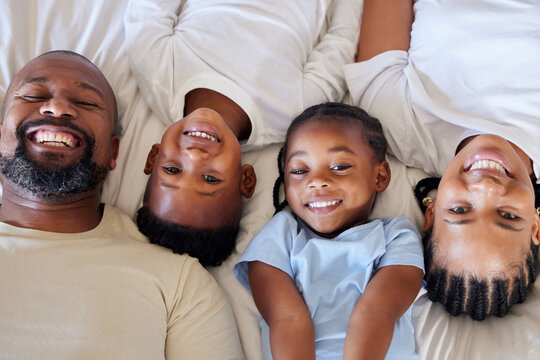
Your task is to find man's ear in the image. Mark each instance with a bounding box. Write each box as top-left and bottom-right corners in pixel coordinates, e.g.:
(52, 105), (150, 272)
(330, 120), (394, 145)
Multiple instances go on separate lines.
(532, 212), (540, 246)
(108, 136), (120, 171)
(240, 164), (257, 199)
(144, 144), (161, 175)
(374, 160), (391, 192)
(422, 198), (436, 233)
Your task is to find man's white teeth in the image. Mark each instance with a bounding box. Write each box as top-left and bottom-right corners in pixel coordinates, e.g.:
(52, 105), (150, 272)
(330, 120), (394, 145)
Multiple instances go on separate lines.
(470, 159), (507, 174)
(186, 131), (218, 142)
(36, 132), (75, 147)
(308, 200), (339, 208)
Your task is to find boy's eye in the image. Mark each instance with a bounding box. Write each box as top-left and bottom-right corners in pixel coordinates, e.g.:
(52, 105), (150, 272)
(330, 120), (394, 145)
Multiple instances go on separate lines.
(203, 174), (221, 183)
(163, 166), (180, 174)
(448, 206), (469, 215)
(289, 169), (307, 175)
(498, 211), (519, 220)
(331, 164), (351, 171)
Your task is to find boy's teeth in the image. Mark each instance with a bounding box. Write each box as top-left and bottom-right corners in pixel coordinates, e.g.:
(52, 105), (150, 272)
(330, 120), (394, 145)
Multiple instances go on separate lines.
(186, 131), (218, 142)
(308, 200), (339, 208)
(469, 159), (506, 174)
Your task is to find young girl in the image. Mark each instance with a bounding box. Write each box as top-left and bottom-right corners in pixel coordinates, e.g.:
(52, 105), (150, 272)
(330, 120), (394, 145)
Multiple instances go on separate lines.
(233, 103), (424, 359)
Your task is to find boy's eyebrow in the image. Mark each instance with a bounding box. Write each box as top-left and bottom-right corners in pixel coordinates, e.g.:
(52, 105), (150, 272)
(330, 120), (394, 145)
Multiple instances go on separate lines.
(159, 179), (222, 197)
(23, 76), (105, 101)
(286, 146), (356, 163)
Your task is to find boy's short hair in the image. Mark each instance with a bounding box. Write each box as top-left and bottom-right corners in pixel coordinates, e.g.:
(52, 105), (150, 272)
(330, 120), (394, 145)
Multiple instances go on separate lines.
(137, 206), (240, 267)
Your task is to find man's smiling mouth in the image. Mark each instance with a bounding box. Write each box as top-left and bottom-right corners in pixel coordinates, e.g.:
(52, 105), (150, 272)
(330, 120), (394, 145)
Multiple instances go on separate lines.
(31, 130), (80, 148)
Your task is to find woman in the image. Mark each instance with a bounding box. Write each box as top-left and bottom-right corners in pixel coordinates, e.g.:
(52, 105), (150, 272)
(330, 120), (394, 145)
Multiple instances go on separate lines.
(346, 0), (540, 322)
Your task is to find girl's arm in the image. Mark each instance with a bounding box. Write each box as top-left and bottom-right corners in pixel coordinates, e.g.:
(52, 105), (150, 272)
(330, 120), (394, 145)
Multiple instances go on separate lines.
(357, 0), (414, 61)
(249, 261), (315, 360)
(343, 265), (423, 360)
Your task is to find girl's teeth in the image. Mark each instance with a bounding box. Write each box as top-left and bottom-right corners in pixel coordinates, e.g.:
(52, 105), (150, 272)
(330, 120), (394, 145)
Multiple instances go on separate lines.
(308, 200), (339, 208)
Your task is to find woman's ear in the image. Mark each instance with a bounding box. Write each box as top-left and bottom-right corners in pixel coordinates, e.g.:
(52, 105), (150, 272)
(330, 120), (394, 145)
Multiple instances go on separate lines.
(422, 198), (435, 233)
(144, 144), (161, 175)
(240, 164), (257, 198)
(375, 160), (391, 192)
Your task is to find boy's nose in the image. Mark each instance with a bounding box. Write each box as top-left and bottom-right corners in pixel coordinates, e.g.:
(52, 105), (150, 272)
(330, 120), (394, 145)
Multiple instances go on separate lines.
(184, 147), (210, 161)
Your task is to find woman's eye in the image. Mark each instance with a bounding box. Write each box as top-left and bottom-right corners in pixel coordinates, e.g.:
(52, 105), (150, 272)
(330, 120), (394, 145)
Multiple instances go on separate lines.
(499, 211), (519, 220)
(331, 164), (351, 171)
(163, 167), (180, 174)
(449, 206), (469, 215)
(203, 174), (221, 183)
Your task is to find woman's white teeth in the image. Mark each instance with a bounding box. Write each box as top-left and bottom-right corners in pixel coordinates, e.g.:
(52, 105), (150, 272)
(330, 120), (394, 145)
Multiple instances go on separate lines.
(308, 200), (339, 208)
(186, 131), (218, 142)
(470, 159), (507, 174)
(36, 132), (75, 147)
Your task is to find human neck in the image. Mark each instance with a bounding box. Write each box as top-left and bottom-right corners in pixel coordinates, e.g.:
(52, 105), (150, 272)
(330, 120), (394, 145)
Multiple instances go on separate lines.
(184, 88), (252, 141)
(0, 187), (103, 233)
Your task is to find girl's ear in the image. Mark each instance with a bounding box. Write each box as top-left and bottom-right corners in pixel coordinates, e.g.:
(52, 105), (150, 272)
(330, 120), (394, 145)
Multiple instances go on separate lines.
(422, 199), (436, 233)
(240, 164), (257, 198)
(144, 144), (160, 175)
(375, 160), (391, 192)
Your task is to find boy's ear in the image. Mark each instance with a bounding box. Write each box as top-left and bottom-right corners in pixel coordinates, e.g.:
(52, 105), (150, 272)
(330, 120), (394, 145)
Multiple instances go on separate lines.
(240, 164), (257, 199)
(374, 160), (391, 192)
(422, 199), (435, 233)
(144, 144), (161, 175)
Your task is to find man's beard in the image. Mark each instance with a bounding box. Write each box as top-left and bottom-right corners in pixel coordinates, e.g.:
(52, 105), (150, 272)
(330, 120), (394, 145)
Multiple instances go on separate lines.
(0, 119), (109, 202)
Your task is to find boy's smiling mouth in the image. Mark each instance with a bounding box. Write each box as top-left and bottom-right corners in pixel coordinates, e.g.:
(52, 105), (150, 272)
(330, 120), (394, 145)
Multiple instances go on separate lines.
(184, 130), (220, 143)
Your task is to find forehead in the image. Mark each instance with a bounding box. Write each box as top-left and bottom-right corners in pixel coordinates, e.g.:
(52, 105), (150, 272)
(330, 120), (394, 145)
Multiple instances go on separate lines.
(431, 218), (531, 275)
(8, 53), (115, 105)
(287, 119), (368, 153)
(145, 174), (242, 229)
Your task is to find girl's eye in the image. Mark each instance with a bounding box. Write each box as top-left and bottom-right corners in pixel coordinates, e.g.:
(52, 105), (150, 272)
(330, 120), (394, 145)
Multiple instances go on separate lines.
(203, 174), (221, 183)
(449, 206), (469, 215)
(289, 169), (307, 175)
(163, 167), (180, 174)
(499, 211), (519, 220)
(331, 164), (351, 171)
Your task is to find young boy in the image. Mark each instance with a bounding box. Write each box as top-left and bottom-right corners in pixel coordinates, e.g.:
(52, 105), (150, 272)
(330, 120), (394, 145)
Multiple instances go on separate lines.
(126, 0), (362, 265)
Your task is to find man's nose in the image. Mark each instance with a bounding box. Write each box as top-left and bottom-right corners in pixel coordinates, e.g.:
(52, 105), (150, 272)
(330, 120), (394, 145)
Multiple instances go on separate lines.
(39, 97), (76, 119)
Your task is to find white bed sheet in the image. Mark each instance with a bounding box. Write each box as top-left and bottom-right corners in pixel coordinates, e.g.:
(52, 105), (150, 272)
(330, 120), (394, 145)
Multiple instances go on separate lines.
(2, 1), (540, 359)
